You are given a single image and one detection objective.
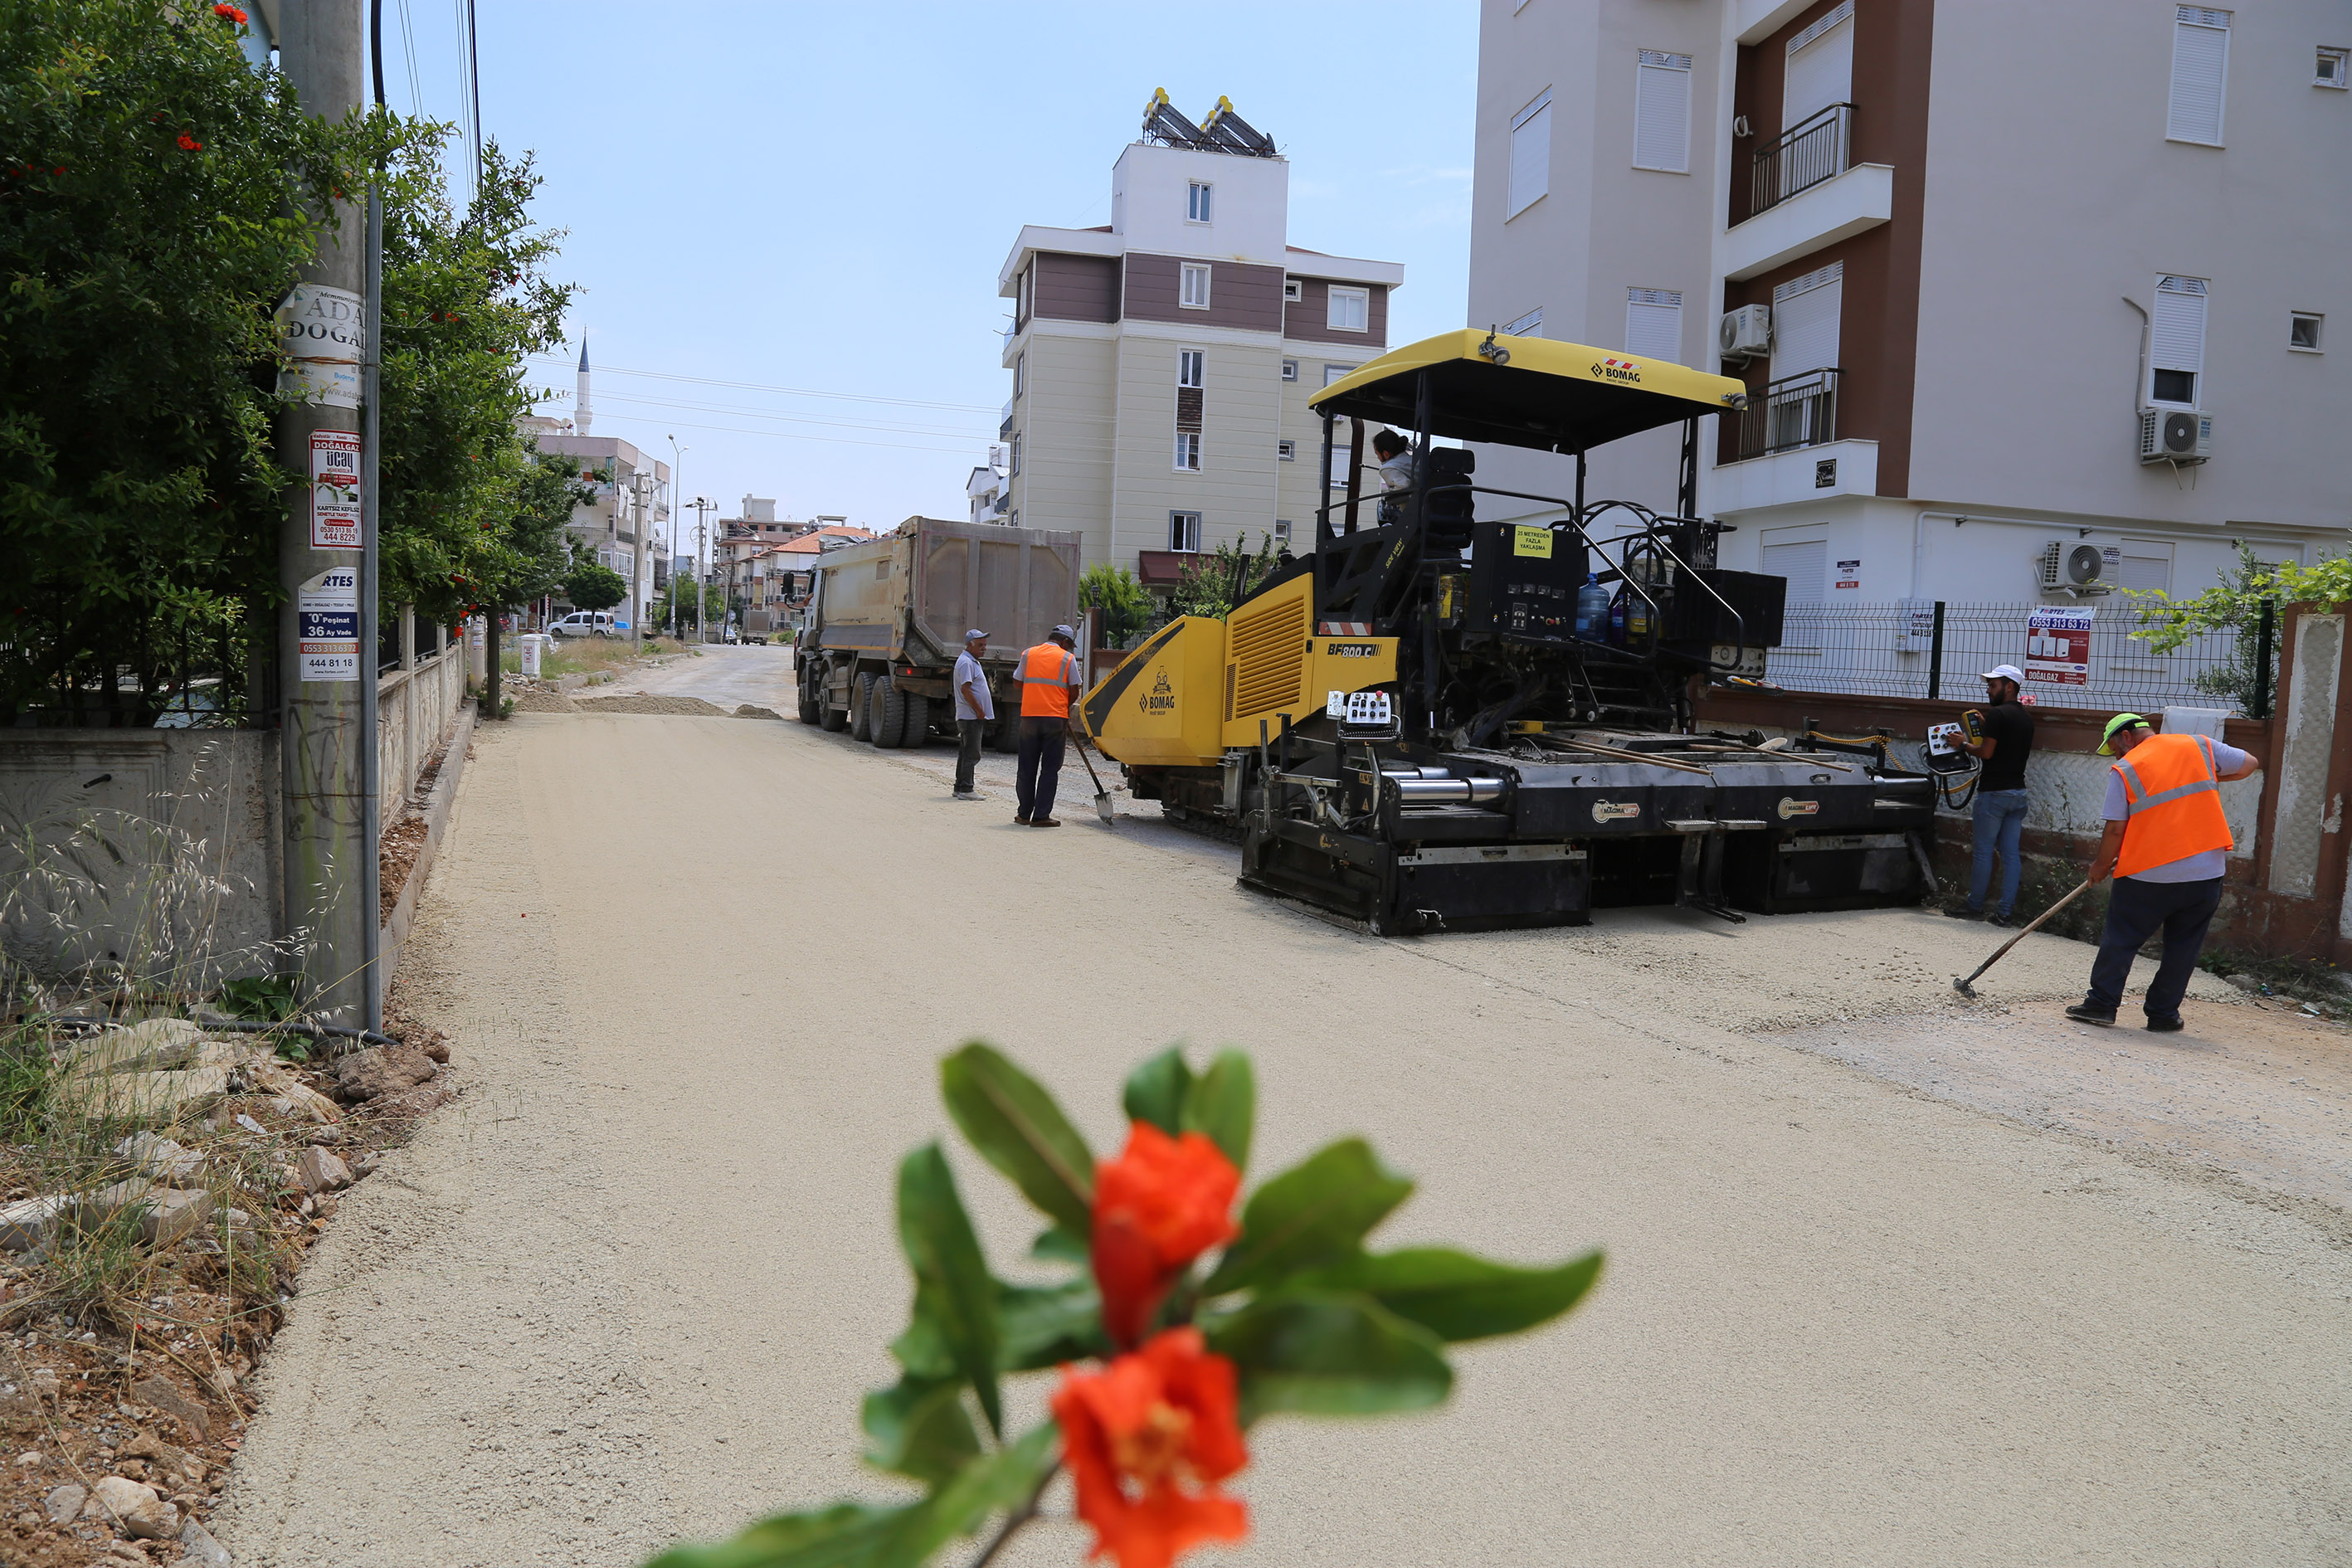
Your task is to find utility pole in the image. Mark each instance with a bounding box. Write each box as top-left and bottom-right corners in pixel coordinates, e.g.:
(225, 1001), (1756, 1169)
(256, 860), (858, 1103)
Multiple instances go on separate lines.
(628, 468), (652, 650)
(666, 436), (686, 639)
(691, 497), (716, 644)
(275, 0), (372, 1029)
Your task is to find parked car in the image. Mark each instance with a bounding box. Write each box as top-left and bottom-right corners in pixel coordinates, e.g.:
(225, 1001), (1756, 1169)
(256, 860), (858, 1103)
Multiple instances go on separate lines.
(552, 611), (616, 638)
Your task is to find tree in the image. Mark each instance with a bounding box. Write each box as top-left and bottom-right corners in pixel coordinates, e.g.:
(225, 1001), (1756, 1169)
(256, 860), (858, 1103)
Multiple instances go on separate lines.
(565, 560), (626, 613)
(655, 577), (723, 631)
(1166, 534), (1279, 622)
(0, 0), (371, 723)
(2126, 540), (2285, 713)
(1081, 564), (1152, 648)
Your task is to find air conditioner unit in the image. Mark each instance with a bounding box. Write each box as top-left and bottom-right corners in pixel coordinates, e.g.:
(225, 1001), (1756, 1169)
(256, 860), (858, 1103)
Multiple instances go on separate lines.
(1719, 304), (1770, 363)
(2036, 540), (2110, 595)
(2138, 408), (2213, 464)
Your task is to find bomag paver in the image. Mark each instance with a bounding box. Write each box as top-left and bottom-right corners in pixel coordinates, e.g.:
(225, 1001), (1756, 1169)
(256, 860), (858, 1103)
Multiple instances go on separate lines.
(1079, 329), (1935, 935)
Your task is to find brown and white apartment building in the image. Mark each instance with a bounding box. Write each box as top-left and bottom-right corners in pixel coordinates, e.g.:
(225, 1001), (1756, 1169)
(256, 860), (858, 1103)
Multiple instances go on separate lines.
(1470, 0), (2348, 618)
(996, 97), (1405, 597)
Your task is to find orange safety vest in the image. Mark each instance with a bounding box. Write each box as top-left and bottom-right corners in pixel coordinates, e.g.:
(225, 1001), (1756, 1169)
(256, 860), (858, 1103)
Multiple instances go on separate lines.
(1018, 641), (1079, 718)
(2113, 732), (2233, 878)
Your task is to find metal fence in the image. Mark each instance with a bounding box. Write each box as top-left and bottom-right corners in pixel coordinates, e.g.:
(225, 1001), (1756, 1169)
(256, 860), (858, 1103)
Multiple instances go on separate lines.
(1764, 601), (2273, 717)
(1751, 103), (1852, 215)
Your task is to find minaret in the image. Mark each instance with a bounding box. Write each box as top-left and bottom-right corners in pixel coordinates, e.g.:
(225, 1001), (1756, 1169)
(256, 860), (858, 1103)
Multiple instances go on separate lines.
(575, 338), (592, 436)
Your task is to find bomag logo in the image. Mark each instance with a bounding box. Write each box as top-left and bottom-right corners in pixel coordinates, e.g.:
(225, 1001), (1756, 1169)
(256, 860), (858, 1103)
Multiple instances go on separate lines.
(1137, 666), (1178, 716)
(1592, 801), (1640, 822)
(1591, 356), (1643, 385)
(1777, 796), (1820, 819)
(1325, 642), (1378, 658)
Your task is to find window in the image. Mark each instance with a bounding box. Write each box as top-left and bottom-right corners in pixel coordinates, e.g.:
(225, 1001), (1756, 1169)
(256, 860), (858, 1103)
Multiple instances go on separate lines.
(1280, 358), (1298, 381)
(2117, 545), (2172, 593)
(1274, 519), (1293, 543)
(1323, 364), (1350, 386)
(1170, 511), (1201, 552)
(1016, 267), (1031, 323)
(1283, 279), (1303, 302)
(1177, 349), (1205, 388)
(1186, 181), (1213, 222)
(1633, 51), (1692, 173)
(1009, 434), (1022, 476)
(2150, 275), (2208, 407)
(1624, 288), (1683, 363)
(1503, 307), (1543, 338)
(1328, 286), (1369, 332)
(1507, 90), (1551, 217)
(1180, 263), (1212, 309)
(1770, 262), (1843, 378)
(1785, 3), (1854, 129)
(2291, 311), (2325, 352)
(2320, 46), (2350, 87)
(1278, 441), (1297, 461)
(1013, 351), (1025, 398)
(1174, 432), (1200, 470)
(1761, 538), (1827, 606)
(2167, 7), (2232, 144)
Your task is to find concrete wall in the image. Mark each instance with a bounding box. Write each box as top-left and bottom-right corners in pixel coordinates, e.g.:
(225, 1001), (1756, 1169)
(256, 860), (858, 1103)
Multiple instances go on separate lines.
(379, 641), (466, 810)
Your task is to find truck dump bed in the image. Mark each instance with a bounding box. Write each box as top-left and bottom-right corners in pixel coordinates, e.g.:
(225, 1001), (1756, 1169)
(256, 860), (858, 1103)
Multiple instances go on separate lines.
(811, 518), (1081, 665)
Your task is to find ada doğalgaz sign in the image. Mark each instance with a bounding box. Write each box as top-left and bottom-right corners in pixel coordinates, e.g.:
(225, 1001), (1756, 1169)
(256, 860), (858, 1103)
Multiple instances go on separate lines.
(298, 567), (361, 684)
(275, 283), (364, 409)
(310, 430), (362, 548)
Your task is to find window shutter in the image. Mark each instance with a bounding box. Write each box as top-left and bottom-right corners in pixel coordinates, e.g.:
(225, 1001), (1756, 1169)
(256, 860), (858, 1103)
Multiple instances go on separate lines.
(1761, 539), (1828, 606)
(2150, 277), (2208, 406)
(1783, 2), (1853, 129)
(1624, 288), (1684, 363)
(1508, 90), (1551, 217)
(1633, 53), (1692, 172)
(2167, 8), (2231, 144)
(2118, 553), (2171, 592)
(1770, 263), (1843, 377)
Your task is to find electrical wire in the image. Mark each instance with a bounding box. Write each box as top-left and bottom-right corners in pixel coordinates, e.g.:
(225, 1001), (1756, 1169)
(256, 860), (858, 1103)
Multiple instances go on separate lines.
(395, 0), (421, 118)
(523, 355), (996, 414)
(578, 389), (991, 441)
(579, 410), (986, 457)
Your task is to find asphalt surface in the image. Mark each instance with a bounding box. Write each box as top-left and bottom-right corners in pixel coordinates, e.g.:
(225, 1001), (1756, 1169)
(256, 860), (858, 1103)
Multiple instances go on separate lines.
(217, 645), (2352, 1567)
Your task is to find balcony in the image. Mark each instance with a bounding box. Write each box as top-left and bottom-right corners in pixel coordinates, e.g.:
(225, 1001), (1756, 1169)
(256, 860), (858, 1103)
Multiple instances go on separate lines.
(1751, 104), (1852, 216)
(1735, 368), (1842, 460)
(1000, 395), (1016, 438)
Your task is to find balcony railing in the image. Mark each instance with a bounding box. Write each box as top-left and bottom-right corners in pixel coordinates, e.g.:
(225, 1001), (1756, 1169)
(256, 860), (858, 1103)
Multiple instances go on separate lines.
(1735, 368), (1841, 460)
(1000, 395), (1015, 438)
(1750, 103), (1853, 217)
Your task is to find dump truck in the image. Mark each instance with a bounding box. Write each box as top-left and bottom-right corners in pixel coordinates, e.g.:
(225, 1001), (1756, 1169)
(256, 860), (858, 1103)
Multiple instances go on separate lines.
(794, 516), (1083, 750)
(1078, 329), (1936, 934)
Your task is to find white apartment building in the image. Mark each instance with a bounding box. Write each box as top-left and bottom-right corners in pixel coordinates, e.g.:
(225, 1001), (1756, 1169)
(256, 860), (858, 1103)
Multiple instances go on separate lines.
(997, 95), (1405, 597)
(1469, 1), (2348, 633)
(531, 432), (670, 629)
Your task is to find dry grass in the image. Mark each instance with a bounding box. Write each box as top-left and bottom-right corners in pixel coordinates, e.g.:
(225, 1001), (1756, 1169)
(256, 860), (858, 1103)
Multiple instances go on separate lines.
(500, 635), (692, 684)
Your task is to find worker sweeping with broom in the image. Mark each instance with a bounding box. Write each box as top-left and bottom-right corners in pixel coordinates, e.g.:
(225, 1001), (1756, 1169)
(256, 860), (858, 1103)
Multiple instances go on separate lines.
(2063, 713), (2262, 1031)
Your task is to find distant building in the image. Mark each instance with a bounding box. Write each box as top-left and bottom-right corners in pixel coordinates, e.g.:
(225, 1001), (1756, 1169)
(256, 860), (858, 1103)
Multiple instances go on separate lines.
(996, 94), (1405, 600)
(967, 446), (1009, 525)
(715, 498), (874, 631)
(529, 344), (671, 626)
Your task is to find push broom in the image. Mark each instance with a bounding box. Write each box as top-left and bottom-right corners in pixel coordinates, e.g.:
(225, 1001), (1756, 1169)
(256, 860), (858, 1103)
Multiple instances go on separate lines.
(1952, 879), (2093, 998)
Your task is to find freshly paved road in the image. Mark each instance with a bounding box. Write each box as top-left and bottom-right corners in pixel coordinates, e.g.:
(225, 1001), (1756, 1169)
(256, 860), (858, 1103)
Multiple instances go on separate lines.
(219, 647), (2351, 1567)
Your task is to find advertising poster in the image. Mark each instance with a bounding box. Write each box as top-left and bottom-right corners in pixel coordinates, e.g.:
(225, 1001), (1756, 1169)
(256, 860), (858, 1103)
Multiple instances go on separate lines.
(298, 567), (360, 684)
(274, 282), (364, 408)
(309, 430), (362, 548)
(2024, 606), (2094, 687)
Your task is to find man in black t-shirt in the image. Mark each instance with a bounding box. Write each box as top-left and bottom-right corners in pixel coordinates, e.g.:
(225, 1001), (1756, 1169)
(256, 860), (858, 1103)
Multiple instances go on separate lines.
(1945, 663), (2035, 926)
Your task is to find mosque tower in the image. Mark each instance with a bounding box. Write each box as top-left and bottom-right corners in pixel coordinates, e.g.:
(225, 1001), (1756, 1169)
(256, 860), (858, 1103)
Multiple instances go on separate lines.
(575, 338), (592, 436)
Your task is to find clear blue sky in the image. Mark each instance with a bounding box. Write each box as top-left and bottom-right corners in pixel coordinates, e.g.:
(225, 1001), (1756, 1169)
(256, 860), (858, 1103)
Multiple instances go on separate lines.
(382, 1), (1478, 542)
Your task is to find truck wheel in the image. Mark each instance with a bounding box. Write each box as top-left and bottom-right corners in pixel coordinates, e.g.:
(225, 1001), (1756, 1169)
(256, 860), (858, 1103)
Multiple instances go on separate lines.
(990, 713), (1020, 753)
(875, 679), (907, 748)
(898, 693), (930, 748)
(850, 673), (877, 741)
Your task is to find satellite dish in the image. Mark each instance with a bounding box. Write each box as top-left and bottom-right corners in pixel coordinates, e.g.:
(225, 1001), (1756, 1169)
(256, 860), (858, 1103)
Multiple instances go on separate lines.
(2065, 544), (2103, 586)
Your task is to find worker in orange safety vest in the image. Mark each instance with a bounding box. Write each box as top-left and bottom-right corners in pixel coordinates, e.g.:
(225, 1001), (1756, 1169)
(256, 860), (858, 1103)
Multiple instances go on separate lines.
(2067, 713), (2262, 1030)
(1013, 625), (1084, 827)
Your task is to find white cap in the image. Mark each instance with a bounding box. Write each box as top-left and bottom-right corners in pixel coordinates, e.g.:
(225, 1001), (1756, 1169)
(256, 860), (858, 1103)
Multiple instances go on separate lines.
(1981, 664), (2025, 684)
(965, 628), (988, 641)
(1052, 624), (1078, 642)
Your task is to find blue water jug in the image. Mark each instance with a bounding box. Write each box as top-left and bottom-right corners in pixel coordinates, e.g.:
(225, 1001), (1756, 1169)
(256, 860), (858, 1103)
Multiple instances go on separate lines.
(1575, 574), (1610, 641)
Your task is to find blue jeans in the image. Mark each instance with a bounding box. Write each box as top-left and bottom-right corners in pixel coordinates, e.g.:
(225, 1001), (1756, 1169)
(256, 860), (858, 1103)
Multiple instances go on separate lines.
(1970, 788), (2028, 918)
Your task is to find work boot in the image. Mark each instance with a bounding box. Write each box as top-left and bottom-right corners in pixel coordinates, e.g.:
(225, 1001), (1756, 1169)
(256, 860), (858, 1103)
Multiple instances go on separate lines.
(1015, 814), (1030, 825)
(2145, 1015), (2185, 1033)
(954, 791), (983, 801)
(1987, 913), (2014, 928)
(1943, 904), (1982, 920)
(1032, 816), (1061, 828)
(2063, 1001), (2116, 1026)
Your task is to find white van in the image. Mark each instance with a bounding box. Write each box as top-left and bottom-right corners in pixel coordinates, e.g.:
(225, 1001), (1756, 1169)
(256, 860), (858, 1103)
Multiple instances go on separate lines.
(551, 611), (616, 639)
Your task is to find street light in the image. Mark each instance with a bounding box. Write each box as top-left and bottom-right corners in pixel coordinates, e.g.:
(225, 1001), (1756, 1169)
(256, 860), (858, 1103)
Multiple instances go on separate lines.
(667, 435), (687, 639)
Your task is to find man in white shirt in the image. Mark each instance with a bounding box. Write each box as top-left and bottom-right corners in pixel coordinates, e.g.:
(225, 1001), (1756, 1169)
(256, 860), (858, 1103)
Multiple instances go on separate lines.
(952, 630), (992, 801)
(1372, 430), (1414, 525)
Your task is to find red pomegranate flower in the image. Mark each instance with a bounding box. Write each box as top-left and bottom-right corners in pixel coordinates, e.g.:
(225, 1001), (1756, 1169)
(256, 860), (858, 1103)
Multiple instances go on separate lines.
(213, 4), (249, 22)
(1092, 1122), (1239, 1350)
(1053, 1328), (1248, 1568)
(177, 134), (201, 151)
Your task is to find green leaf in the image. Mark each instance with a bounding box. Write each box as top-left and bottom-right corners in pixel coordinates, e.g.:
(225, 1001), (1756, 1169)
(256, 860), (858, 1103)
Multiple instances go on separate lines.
(1181, 1049), (1255, 1172)
(1292, 1248), (1604, 1342)
(860, 1378), (981, 1488)
(939, 1043), (1096, 1235)
(1206, 1291), (1453, 1424)
(1122, 1047), (1193, 1137)
(896, 1144), (1002, 1437)
(887, 1287), (954, 1381)
(1202, 1137), (1411, 1295)
(1029, 1224), (1089, 1264)
(640, 1425), (1061, 1568)
(998, 1277), (1109, 1371)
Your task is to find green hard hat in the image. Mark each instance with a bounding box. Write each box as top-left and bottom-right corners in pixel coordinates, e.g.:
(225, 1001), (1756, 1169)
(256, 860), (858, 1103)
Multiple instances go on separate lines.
(2097, 713), (2150, 756)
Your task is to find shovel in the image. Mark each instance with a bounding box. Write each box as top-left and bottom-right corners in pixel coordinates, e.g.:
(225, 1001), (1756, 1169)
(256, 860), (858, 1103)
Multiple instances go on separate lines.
(1070, 726), (1116, 825)
(1952, 879), (2093, 998)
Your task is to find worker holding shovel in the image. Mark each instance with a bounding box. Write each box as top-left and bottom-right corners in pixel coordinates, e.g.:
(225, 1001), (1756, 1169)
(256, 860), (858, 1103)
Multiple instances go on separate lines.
(2064, 713), (2262, 1031)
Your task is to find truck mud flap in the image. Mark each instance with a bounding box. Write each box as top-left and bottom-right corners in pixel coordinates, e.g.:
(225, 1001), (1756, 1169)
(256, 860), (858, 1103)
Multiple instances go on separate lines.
(1724, 830), (1923, 915)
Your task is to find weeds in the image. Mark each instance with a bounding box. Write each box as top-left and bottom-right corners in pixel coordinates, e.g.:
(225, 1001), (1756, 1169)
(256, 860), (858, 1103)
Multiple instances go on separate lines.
(2199, 947), (2348, 1012)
